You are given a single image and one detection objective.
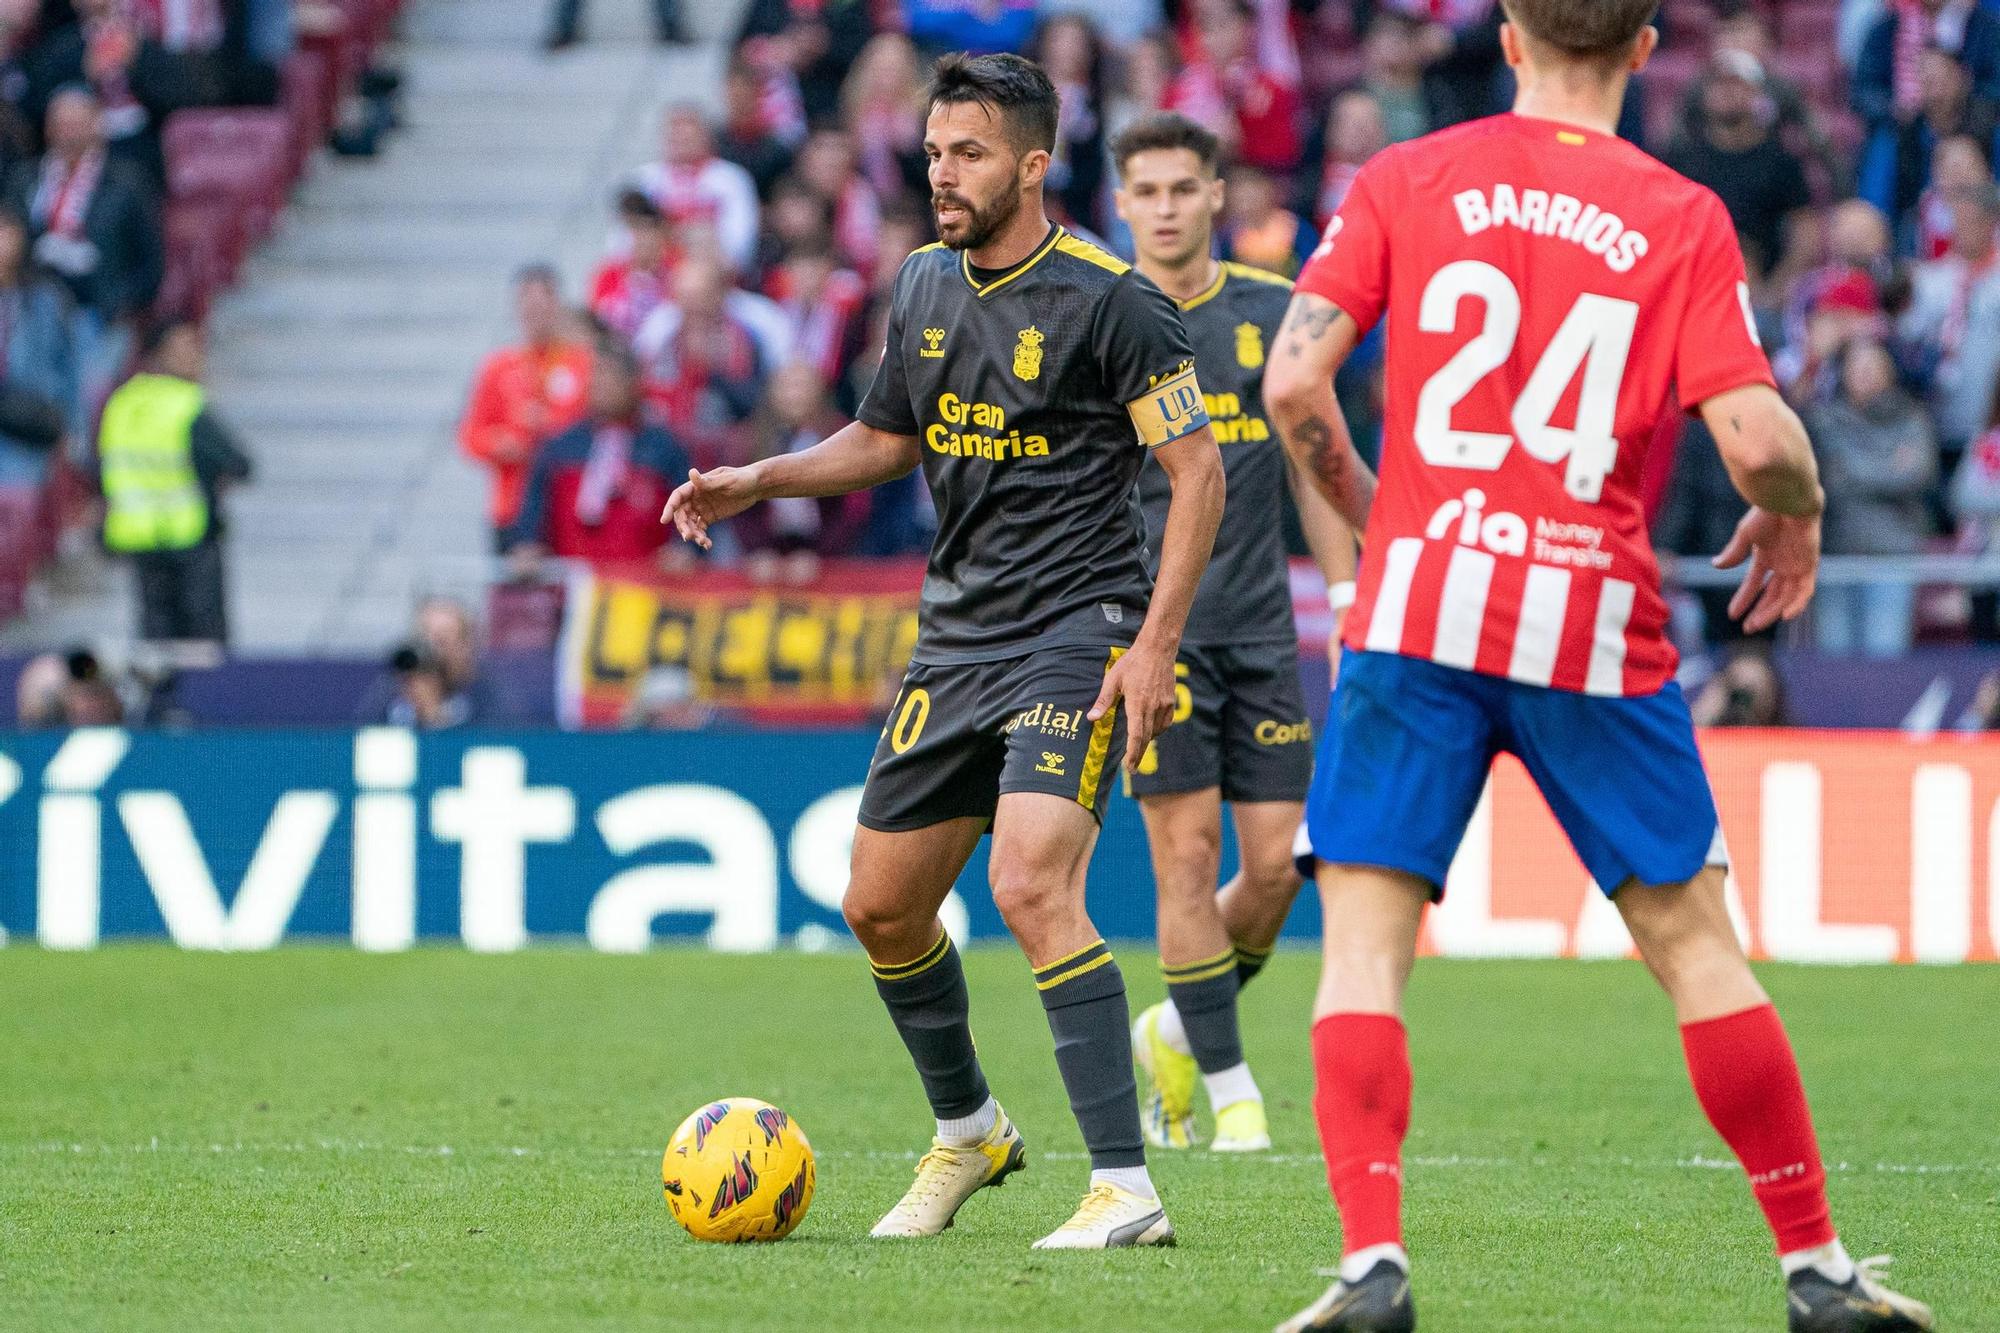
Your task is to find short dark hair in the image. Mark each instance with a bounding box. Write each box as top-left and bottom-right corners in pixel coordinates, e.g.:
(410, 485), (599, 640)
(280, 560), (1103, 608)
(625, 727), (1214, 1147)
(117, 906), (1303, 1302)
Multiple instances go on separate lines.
(1109, 112), (1221, 177)
(1501, 0), (1658, 62)
(141, 315), (200, 360)
(925, 51), (1059, 155)
(514, 261), (560, 290)
(614, 188), (662, 223)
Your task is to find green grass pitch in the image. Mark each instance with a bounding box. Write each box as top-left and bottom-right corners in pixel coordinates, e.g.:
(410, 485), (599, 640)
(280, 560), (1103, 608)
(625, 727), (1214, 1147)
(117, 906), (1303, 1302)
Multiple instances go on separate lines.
(2, 947), (1995, 1332)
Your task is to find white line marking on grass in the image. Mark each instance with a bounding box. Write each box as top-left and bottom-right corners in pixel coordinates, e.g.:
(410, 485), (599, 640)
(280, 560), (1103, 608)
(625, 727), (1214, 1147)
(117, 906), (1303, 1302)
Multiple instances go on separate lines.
(4, 1142), (1996, 1178)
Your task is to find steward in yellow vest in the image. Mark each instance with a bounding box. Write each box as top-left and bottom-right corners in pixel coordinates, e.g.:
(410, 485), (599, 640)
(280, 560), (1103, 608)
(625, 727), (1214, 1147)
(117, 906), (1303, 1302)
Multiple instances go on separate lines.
(95, 320), (251, 644)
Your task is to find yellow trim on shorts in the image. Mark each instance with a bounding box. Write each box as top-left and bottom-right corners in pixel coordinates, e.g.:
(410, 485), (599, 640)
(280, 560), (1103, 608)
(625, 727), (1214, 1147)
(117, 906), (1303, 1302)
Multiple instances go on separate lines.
(1075, 649), (1122, 810)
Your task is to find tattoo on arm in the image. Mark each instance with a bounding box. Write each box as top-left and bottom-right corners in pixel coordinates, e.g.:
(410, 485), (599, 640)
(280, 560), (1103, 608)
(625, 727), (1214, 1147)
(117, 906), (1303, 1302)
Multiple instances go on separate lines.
(1279, 296), (1341, 357)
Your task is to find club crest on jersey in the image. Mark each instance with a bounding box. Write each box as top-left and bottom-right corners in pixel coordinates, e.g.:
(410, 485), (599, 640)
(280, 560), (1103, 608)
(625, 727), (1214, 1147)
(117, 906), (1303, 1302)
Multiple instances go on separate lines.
(920, 327), (946, 358)
(1235, 321), (1264, 369)
(1013, 325), (1045, 381)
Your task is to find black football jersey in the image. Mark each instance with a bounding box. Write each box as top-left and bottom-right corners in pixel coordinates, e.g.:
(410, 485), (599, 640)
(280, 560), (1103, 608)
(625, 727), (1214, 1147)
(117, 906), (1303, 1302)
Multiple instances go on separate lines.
(859, 225), (1209, 664)
(1135, 262), (1296, 647)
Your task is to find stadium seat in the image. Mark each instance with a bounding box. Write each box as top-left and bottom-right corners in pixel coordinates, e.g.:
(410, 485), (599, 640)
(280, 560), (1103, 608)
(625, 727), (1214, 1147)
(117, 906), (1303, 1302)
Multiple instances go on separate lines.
(164, 109), (295, 255)
(0, 484), (44, 620)
(282, 50), (336, 177)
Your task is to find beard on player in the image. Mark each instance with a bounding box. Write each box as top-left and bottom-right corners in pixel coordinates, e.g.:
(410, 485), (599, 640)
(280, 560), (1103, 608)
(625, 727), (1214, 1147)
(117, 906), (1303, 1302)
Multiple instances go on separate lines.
(932, 181), (1022, 252)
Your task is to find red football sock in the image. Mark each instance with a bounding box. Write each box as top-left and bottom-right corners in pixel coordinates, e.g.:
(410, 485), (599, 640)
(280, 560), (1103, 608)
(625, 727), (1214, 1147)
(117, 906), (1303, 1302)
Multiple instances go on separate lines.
(1680, 1003), (1836, 1255)
(1312, 1012), (1411, 1256)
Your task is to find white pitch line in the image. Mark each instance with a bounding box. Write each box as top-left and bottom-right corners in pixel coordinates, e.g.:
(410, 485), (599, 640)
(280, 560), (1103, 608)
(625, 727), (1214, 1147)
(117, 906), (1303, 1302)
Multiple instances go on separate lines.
(2, 1141), (1995, 1177)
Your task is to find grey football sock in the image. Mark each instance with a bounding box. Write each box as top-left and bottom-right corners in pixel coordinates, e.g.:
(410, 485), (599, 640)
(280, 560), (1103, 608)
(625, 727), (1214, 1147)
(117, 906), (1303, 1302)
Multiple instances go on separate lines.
(871, 931), (991, 1119)
(1033, 940), (1144, 1169)
(1162, 949), (1245, 1075)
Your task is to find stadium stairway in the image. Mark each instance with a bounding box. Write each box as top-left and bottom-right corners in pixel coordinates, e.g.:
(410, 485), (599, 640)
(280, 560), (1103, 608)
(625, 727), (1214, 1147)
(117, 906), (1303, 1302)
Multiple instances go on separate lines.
(3, 0), (743, 655)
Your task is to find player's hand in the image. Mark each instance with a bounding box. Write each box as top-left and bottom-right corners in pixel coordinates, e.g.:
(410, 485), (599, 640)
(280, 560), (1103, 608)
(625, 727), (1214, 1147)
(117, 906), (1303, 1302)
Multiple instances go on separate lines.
(662, 466), (761, 550)
(1713, 506), (1821, 634)
(1326, 607), (1348, 683)
(1091, 638), (1176, 771)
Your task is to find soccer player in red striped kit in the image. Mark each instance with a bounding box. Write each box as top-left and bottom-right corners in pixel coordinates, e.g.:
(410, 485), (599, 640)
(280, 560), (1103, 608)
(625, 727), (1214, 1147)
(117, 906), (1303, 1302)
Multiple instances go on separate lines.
(1261, 2), (1936, 1329)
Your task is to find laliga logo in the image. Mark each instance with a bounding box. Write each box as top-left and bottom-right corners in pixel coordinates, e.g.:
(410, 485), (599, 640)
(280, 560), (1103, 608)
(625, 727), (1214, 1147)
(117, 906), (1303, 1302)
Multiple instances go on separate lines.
(1426, 488), (1527, 558)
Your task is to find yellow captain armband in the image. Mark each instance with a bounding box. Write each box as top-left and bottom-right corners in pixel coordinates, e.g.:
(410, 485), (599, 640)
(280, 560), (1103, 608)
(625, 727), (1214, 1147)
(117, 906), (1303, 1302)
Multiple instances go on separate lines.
(1127, 361), (1210, 448)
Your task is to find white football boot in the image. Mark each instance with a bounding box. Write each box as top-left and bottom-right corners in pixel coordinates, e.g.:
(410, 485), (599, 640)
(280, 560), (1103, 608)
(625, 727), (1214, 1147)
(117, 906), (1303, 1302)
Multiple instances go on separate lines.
(869, 1105), (1026, 1238)
(1031, 1182), (1175, 1250)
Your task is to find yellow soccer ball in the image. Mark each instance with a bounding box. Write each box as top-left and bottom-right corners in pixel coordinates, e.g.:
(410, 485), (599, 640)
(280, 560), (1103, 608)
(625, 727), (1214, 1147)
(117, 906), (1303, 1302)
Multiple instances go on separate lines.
(661, 1097), (816, 1243)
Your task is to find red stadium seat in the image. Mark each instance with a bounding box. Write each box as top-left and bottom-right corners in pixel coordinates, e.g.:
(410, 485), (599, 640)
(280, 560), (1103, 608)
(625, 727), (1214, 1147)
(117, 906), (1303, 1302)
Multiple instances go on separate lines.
(163, 109), (294, 252)
(281, 49), (335, 177)
(0, 484), (45, 620)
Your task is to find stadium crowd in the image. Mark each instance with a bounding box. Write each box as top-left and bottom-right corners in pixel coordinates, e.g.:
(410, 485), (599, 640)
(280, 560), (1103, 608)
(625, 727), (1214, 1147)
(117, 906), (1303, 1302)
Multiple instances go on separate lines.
(458, 0), (2000, 665)
(0, 0), (331, 492)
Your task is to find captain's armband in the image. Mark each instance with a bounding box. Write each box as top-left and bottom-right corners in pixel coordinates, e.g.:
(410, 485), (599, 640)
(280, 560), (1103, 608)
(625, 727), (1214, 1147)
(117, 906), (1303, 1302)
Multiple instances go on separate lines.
(1127, 361), (1209, 448)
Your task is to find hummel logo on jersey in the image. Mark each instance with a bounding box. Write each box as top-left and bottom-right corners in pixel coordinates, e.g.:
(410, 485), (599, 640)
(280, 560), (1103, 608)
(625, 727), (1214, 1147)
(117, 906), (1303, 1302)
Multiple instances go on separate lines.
(920, 327), (947, 358)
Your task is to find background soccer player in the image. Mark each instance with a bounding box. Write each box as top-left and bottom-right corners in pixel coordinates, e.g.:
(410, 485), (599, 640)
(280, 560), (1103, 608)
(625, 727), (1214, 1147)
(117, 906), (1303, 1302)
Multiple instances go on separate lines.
(664, 53), (1226, 1251)
(1261, 2), (1936, 1329)
(1108, 112), (1358, 1156)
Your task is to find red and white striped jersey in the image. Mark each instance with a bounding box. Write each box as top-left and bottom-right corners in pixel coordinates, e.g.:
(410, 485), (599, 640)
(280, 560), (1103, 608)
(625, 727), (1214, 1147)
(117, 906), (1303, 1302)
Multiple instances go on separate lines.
(1296, 114), (1775, 696)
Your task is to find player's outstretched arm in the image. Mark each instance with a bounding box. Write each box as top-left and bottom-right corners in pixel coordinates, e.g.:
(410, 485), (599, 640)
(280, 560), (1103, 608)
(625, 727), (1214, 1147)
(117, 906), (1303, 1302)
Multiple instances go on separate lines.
(661, 422), (921, 550)
(1092, 423), (1225, 771)
(1699, 383), (1826, 633)
(1263, 292), (1376, 531)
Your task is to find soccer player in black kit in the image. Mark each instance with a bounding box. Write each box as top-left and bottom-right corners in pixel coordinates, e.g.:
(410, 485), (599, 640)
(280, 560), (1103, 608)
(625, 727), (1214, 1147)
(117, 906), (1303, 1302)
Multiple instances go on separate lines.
(1109, 113), (1359, 1157)
(664, 54), (1226, 1249)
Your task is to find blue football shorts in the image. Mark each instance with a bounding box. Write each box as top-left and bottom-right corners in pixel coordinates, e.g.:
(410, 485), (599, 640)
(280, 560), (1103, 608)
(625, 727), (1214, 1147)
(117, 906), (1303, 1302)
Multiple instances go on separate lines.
(1301, 648), (1725, 898)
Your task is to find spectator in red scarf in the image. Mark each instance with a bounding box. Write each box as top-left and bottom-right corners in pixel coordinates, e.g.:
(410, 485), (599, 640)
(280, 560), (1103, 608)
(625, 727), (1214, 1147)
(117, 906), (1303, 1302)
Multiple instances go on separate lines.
(763, 239), (865, 386)
(736, 0), (878, 126)
(628, 103), (760, 275)
(1165, 0), (1302, 172)
(719, 52), (797, 198)
(589, 190), (680, 346)
(1915, 133), (1993, 257)
(5, 86), (161, 422)
(739, 360), (866, 578)
(21, 0), (212, 186)
(459, 264), (593, 545)
(635, 254), (773, 466)
(504, 345), (690, 565)
(1028, 15), (1108, 228)
(793, 127), (879, 274)
(840, 33), (927, 206)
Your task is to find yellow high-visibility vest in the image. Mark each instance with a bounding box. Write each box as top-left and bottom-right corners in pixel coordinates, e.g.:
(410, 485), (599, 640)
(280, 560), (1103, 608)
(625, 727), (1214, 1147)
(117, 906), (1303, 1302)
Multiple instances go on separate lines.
(99, 373), (209, 554)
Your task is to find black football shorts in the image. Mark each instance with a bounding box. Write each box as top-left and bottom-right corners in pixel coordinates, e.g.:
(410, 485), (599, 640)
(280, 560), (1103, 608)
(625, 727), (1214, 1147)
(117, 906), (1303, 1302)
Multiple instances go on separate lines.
(1123, 640), (1313, 804)
(857, 644), (1130, 832)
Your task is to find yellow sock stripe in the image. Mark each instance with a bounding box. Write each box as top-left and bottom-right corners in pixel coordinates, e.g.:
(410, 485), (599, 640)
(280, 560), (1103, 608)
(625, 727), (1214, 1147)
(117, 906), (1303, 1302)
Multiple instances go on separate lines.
(1035, 951), (1117, 991)
(870, 930), (952, 982)
(1032, 937), (1108, 978)
(1160, 947), (1236, 980)
(1075, 648), (1122, 811)
(1163, 955), (1238, 984)
(1234, 943), (1274, 962)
